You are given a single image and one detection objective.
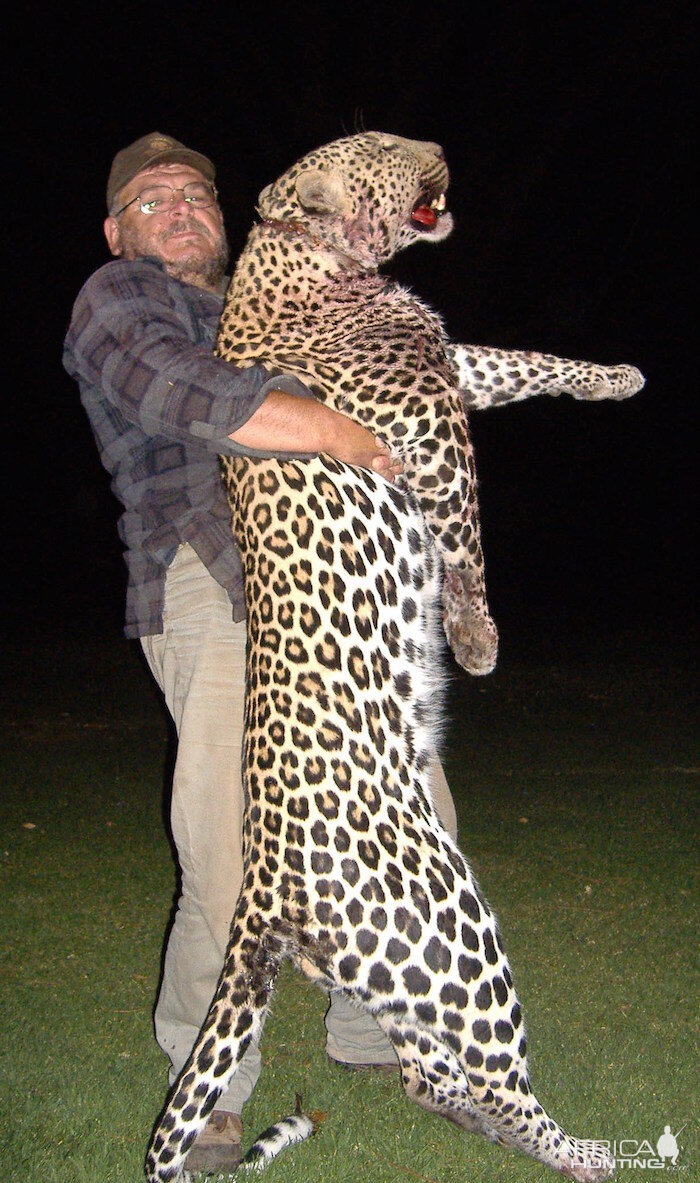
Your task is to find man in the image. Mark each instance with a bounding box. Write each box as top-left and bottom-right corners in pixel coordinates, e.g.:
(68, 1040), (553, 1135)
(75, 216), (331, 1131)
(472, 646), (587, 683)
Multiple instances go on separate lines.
(63, 133), (458, 1174)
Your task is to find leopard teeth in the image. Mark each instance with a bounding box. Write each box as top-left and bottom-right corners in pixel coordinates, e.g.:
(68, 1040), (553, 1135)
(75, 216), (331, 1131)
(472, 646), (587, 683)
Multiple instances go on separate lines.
(430, 193), (446, 211)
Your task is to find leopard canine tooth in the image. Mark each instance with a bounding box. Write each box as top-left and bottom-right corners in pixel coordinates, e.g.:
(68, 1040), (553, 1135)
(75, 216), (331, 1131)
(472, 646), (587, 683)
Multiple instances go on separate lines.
(430, 193), (446, 211)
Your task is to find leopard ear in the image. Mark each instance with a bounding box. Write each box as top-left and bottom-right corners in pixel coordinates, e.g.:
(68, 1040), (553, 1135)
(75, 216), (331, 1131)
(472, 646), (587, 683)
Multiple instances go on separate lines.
(295, 168), (348, 215)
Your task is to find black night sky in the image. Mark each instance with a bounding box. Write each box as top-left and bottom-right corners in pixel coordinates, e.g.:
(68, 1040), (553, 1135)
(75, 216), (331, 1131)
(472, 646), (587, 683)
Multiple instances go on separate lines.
(6, 3), (697, 660)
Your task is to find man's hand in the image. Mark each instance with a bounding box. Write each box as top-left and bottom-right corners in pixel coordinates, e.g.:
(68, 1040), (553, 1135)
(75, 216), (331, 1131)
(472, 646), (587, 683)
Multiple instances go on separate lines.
(325, 411), (403, 481)
(230, 390), (403, 481)
(370, 451), (404, 482)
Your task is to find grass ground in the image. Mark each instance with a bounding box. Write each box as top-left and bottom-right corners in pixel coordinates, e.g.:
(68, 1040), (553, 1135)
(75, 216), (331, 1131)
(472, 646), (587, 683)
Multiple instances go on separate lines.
(0, 624), (697, 1182)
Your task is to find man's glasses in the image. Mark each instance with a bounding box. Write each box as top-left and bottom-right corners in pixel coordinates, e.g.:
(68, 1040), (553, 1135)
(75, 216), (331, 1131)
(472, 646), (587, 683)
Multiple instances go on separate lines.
(112, 182), (218, 217)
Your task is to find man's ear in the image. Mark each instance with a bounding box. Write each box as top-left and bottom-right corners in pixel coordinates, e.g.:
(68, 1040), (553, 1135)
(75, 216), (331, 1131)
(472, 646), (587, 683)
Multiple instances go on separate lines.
(104, 216), (122, 257)
(295, 168), (348, 215)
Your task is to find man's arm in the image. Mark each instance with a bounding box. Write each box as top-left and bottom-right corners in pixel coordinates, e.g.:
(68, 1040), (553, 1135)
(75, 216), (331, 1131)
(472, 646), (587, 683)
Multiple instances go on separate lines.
(64, 260), (397, 477)
(449, 344), (645, 410)
(230, 388), (399, 475)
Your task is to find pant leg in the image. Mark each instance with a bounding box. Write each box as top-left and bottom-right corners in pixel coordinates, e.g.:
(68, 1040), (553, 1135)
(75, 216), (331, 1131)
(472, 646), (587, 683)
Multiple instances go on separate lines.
(325, 750), (458, 1065)
(141, 544), (260, 1114)
(426, 750), (458, 844)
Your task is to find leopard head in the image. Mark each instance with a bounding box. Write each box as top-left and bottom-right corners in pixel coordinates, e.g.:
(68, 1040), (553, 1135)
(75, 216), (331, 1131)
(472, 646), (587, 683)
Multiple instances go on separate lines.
(256, 132), (453, 269)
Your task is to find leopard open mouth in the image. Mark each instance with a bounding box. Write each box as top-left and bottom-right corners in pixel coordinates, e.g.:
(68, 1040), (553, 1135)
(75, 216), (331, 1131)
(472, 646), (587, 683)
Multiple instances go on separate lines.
(410, 191), (447, 230)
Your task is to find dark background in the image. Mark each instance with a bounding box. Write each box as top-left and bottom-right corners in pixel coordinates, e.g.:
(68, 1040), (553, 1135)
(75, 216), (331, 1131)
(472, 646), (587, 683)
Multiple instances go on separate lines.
(6, 3), (696, 664)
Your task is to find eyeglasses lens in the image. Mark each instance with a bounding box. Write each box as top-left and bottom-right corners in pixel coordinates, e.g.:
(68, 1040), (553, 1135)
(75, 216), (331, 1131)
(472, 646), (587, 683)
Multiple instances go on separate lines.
(139, 183), (216, 213)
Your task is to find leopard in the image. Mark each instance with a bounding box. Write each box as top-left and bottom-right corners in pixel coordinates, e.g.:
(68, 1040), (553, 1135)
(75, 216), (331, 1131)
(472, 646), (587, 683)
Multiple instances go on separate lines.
(216, 131), (643, 676)
(145, 132), (644, 1182)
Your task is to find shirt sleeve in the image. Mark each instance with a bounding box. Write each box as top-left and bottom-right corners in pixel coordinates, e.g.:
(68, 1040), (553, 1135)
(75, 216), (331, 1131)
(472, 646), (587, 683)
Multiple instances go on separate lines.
(63, 259), (303, 455)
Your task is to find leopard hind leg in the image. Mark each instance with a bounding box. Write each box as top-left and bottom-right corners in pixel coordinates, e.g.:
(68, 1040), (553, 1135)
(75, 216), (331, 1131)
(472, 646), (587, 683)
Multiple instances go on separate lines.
(376, 1015), (614, 1182)
(145, 913), (284, 1183)
(377, 1015), (503, 1141)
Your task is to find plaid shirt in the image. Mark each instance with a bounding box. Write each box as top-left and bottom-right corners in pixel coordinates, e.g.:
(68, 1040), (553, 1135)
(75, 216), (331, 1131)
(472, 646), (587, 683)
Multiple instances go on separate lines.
(63, 257), (308, 637)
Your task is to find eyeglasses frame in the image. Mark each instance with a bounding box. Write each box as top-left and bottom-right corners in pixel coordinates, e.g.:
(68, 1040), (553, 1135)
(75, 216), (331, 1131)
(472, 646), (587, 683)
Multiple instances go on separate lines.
(111, 181), (219, 218)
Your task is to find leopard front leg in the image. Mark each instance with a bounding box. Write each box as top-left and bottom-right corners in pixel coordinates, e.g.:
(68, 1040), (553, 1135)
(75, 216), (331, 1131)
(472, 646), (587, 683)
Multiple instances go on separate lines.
(441, 565), (498, 675)
(399, 415), (498, 677)
(450, 344), (645, 409)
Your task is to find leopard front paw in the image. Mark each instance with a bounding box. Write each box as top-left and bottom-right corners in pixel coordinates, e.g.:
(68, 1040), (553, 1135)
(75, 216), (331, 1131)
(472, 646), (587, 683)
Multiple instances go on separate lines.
(442, 571), (498, 675)
(573, 363), (645, 401)
(444, 611), (498, 676)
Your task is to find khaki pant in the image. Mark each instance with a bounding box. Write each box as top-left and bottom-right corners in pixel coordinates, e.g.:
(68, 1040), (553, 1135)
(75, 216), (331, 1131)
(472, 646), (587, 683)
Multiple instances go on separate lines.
(142, 544), (458, 1114)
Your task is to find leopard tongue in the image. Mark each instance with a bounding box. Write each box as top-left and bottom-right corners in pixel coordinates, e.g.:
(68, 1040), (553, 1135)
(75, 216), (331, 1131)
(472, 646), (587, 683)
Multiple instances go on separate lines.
(410, 205), (438, 227)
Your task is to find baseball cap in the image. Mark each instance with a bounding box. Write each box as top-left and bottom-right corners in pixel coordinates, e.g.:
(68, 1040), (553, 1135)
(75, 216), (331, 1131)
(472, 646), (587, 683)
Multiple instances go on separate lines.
(106, 132), (216, 211)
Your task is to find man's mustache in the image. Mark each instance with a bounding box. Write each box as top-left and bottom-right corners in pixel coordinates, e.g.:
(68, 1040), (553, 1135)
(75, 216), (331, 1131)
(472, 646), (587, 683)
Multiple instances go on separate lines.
(160, 220), (212, 242)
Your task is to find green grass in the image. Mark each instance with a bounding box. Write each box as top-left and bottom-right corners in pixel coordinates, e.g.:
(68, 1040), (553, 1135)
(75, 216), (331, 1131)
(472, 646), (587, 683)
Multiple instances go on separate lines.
(0, 628), (697, 1182)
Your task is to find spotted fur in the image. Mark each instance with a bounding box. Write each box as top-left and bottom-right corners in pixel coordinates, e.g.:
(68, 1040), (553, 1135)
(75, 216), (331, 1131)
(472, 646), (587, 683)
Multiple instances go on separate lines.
(216, 132), (643, 675)
(241, 1104), (320, 1171)
(144, 134), (641, 1182)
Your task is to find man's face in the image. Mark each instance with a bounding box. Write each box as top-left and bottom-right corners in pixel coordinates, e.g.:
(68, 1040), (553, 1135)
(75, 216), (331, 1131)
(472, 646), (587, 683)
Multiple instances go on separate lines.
(103, 163), (229, 291)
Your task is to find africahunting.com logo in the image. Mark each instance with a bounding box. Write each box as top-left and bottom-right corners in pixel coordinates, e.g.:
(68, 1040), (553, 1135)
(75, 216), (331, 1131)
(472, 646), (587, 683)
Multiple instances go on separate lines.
(586, 1126), (687, 1171)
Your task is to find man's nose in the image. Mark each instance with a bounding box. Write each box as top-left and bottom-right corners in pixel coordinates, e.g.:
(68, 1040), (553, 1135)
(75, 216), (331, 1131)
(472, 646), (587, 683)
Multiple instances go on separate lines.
(167, 192), (190, 215)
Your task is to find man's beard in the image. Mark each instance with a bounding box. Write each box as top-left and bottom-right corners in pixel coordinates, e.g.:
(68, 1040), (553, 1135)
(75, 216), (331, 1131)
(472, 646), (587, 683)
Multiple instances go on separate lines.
(162, 224), (230, 289)
(120, 219), (230, 290)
